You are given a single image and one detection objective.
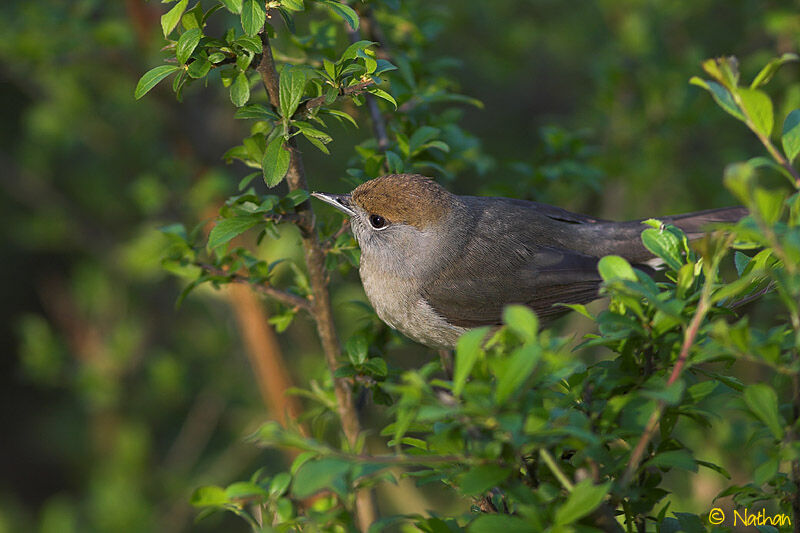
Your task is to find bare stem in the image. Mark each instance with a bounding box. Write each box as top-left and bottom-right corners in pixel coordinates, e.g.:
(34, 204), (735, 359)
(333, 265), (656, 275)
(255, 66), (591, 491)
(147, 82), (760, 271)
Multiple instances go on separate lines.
(621, 262), (716, 487)
(195, 262), (311, 312)
(256, 24), (376, 531)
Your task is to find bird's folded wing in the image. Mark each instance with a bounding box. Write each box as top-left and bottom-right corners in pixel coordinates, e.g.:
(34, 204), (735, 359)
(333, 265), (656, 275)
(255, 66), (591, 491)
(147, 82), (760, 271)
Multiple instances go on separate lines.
(421, 244), (603, 328)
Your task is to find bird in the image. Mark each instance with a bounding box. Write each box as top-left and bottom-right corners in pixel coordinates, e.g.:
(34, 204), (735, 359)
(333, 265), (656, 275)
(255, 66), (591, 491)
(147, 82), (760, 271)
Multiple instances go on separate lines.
(312, 174), (746, 349)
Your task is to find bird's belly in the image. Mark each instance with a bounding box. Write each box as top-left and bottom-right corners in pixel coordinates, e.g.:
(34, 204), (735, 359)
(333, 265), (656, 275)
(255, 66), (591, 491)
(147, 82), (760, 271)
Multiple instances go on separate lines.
(359, 268), (465, 349)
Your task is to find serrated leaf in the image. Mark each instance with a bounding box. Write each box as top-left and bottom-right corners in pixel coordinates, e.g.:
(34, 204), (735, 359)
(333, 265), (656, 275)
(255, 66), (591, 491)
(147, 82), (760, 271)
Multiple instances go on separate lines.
(279, 66), (307, 119)
(453, 327), (489, 396)
(739, 88), (774, 138)
(219, 0), (242, 14)
(320, 108), (357, 128)
(176, 27), (202, 64)
(262, 136), (290, 187)
(134, 65), (181, 99)
(341, 40), (374, 61)
(241, 0), (266, 36)
(345, 335), (368, 365)
(554, 480), (611, 526)
(235, 104), (279, 120)
(208, 217), (261, 249)
(782, 109), (800, 163)
(230, 72), (250, 107)
(642, 227), (683, 271)
(282, 0), (304, 11)
(744, 384), (785, 439)
(321, 0), (359, 30)
(161, 0), (188, 37)
(187, 59), (211, 78)
(368, 87), (397, 108)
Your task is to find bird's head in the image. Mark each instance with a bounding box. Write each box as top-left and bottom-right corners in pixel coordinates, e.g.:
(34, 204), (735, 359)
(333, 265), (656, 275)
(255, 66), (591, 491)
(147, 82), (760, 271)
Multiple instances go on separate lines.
(312, 174), (459, 271)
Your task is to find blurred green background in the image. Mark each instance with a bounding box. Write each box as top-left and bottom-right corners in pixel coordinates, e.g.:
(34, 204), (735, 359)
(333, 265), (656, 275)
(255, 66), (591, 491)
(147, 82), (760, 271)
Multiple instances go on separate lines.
(1, 0), (796, 531)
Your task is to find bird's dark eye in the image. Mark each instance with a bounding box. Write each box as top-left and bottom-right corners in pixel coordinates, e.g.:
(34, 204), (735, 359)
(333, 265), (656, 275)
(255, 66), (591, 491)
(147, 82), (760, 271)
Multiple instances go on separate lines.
(369, 214), (387, 229)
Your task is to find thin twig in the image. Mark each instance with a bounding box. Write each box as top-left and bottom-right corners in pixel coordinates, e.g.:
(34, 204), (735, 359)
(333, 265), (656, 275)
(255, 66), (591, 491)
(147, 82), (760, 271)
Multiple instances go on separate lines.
(256, 21), (376, 531)
(296, 79), (377, 118)
(195, 262), (312, 312)
(621, 259), (716, 487)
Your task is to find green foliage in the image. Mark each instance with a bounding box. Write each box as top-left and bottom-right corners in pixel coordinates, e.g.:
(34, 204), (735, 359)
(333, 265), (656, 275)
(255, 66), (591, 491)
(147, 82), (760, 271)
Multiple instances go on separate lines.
(6, 1), (800, 532)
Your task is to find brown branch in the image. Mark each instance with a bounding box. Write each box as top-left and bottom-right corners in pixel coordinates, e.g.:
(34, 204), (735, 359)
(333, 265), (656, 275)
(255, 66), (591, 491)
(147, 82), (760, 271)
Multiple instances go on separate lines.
(256, 23), (376, 531)
(621, 267), (715, 487)
(296, 79), (377, 118)
(195, 262), (312, 312)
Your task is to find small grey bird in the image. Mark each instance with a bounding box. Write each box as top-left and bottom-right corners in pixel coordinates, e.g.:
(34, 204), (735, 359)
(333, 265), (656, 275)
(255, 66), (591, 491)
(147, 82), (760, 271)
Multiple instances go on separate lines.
(312, 174), (746, 348)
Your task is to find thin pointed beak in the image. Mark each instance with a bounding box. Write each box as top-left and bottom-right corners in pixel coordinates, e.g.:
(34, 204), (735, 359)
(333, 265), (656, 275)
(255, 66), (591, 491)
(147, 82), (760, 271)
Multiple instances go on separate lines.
(311, 192), (355, 216)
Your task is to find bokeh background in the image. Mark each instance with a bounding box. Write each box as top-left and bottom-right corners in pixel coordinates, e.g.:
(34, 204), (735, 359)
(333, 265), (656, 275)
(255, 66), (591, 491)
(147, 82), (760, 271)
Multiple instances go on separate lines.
(1, 0), (796, 531)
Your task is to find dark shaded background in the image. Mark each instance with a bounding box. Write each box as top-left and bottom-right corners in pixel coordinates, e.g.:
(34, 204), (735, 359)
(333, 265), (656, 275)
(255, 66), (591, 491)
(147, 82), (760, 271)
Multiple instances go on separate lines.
(1, 0), (796, 531)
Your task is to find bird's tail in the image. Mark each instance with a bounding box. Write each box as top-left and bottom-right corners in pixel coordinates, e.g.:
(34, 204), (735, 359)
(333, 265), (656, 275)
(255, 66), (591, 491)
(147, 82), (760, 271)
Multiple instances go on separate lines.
(656, 206), (748, 239)
(577, 206), (748, 264)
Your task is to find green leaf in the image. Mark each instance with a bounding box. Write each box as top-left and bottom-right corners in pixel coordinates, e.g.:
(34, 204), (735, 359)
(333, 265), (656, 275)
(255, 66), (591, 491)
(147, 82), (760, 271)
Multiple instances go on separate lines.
(409, 126), (440, 155)
(235, 104), (279, 121)
(269, 472), (292, 497)
(723, 161), (755, 205)
(320, 0), (359, 30)
(690, 78), (745, 122)
(208, 217), (261, 249)
(161, 0), (188, 37)
(262, 136), (290, 187)
(282, 0), (304, 11)
(384, 150), (403, 173)
(645, 449), (698, 472)
(738, 88), (774, 138)
(291, 458), (352, 498)
(754, 187), (785, 225)
(225, 481), (268, 501)
(134, 65), (181, 99)
(453, 327), (489, 396)
(750, 53), (799, 89)
(368, 87), (397, 109)
(341, 40), (374, 61)
(345, 335), (368, 366)
(743, 384), (785, 439)
(495, 344), (541, 404)
(279, 65), (307, 118)
(597, 255), (637, 282)
(219, 0), (242, 14)
(641, 227), (683, 271)
(468, 515), (532, 533)
(554, 480), (611, 526)
(459, 465), (511, 496)
(782, 109), (800, 163)
(236, 35), (263, 54)
(190, 485), (229, 507)
(230, 72), (250, 107)
(176, 27), (202, 64)
(502, 304), (537, 343)
(187, 59), (211, 78)
(320, 108), (358, 128)
(241, 0), (266, 36)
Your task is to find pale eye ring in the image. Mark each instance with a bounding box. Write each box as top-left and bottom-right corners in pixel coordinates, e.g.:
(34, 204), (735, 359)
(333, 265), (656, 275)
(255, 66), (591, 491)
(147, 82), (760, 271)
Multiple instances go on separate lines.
(369, 214), (387, 229)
